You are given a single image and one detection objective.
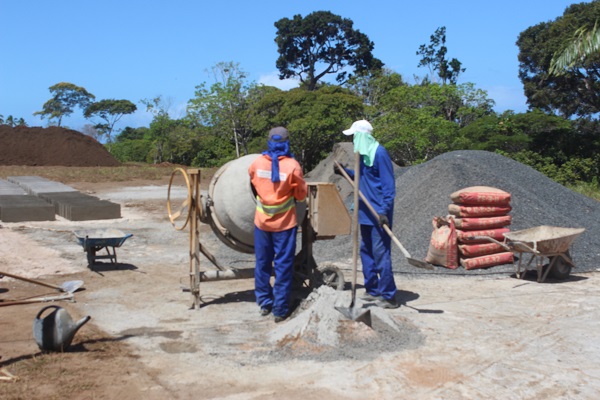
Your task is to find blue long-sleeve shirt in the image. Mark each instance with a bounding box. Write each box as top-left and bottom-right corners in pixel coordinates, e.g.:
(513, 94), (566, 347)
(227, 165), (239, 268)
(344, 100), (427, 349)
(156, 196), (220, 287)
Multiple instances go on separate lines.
(345, 145), (396, 226)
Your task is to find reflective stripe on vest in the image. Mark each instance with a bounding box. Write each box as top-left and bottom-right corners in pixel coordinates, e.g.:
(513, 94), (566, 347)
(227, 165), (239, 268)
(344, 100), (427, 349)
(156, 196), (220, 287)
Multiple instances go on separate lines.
(256, 196), (295, 217)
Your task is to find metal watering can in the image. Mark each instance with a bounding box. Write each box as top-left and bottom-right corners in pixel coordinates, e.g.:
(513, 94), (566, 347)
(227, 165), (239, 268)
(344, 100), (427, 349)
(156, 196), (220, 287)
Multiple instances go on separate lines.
(33, 305), (91, 352)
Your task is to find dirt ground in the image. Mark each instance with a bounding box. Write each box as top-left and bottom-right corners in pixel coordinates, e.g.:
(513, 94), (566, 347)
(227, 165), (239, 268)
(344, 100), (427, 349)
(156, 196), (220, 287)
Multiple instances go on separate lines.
(2, 177), (600, 399)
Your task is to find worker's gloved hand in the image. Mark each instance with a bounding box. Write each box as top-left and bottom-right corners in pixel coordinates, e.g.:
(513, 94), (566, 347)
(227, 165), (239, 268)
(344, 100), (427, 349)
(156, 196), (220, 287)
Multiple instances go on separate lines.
(378, 214), (389, 227)
(333, 163), (346, 176)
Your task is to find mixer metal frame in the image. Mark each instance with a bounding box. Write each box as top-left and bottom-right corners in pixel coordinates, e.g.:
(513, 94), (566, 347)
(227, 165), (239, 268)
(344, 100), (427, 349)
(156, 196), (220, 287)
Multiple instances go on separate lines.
(168, 168), (351, 309)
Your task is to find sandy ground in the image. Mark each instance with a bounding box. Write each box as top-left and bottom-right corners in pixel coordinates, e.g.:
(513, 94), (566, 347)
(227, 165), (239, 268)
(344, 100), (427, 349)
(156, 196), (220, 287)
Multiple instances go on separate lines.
(1, 180), (600, 399)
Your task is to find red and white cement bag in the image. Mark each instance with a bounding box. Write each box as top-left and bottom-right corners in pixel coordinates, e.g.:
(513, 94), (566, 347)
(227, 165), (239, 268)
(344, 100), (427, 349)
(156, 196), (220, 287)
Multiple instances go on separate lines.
(453, 215), (512, 230)
(457, 227), (510, 244)
(425, 217), (458, 269)
(459, 242), (506, 258)
(450, 186), (511, 206)
(460, 252), (514, 270)
(448, 204), (512, 218)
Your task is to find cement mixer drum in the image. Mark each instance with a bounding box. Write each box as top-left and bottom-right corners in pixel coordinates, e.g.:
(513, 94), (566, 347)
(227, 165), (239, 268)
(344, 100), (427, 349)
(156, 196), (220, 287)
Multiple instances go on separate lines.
(206, 154), (306, 254)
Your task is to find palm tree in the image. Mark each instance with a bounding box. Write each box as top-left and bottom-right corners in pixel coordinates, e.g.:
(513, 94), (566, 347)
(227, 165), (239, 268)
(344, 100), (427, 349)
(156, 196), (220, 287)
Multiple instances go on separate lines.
(550, 21), (600, 75)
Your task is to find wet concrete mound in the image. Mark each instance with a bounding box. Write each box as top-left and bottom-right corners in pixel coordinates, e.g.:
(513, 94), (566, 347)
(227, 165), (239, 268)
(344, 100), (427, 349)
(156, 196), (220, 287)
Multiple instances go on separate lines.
(268, 286), (424, 361)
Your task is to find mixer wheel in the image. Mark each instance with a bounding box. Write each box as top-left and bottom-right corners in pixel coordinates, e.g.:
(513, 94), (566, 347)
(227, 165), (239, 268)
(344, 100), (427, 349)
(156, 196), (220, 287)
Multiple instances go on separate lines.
(314, 264), (344, 291)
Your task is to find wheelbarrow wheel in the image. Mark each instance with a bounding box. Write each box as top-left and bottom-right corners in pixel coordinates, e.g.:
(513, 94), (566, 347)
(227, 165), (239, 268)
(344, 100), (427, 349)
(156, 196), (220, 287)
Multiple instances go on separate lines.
(314, 264), (344, 291)
(548, 251), (572, 280)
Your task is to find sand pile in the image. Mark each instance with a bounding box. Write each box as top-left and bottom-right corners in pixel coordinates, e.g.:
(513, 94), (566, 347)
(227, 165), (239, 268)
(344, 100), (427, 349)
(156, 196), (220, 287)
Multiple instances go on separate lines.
(268, 286), (423, 361)
(307, 145), (600, 274)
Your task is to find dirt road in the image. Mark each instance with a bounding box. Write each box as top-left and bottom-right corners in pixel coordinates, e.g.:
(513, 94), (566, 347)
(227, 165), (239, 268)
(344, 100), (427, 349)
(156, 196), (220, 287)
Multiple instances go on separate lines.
(1, 180), (600, 399)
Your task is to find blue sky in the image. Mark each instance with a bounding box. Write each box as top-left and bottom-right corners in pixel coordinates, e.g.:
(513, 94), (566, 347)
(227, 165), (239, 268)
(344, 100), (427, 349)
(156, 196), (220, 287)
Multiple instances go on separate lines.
(0, 0), (586, 131)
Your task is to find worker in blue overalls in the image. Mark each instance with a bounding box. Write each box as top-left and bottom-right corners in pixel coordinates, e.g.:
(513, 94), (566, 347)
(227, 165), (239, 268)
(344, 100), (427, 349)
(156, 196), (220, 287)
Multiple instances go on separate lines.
(334, 119), (399, 308)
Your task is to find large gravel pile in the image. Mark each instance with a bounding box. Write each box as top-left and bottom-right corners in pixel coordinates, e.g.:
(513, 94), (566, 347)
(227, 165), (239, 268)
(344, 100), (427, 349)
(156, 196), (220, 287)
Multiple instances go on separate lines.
(307, 145), (600, 276)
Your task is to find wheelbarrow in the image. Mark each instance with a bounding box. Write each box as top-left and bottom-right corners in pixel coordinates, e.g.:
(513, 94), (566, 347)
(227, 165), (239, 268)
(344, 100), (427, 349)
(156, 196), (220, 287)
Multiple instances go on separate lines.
(73, 229), (133, 267)
(475, 225), (585, 283)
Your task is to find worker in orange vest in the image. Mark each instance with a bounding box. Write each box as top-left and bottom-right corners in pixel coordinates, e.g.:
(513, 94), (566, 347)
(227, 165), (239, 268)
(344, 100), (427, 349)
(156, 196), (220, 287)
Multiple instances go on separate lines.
(248, 127), (307, 322)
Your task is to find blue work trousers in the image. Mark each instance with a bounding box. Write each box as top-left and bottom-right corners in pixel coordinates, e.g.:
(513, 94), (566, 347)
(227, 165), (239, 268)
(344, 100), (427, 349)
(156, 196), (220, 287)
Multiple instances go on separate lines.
(254, 226), (297, 317)
(360, 224), (397, 300)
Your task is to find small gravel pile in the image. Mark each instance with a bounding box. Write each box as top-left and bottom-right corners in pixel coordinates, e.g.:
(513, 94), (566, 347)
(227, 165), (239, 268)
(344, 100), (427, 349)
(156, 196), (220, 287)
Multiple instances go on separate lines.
(268, 286), (423, 361)
(308, 146), (600, 275)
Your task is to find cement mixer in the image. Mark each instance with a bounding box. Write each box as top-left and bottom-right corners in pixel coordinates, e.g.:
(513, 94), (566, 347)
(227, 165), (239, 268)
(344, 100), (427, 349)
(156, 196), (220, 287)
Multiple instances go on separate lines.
(167, 155), (351, 309)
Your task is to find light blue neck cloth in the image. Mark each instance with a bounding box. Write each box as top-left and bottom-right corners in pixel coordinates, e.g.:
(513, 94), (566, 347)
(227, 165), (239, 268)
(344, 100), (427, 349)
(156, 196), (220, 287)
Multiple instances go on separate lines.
(353, 131), (379, 167)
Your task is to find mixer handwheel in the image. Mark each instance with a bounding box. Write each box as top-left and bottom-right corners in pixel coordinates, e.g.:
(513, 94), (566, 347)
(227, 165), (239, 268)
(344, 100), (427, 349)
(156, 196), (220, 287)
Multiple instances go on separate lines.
(167, 168), (193, 231)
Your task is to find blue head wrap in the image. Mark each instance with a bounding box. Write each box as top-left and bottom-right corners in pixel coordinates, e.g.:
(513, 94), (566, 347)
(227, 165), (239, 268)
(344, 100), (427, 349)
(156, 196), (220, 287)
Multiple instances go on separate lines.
(263, 138), (293, 183)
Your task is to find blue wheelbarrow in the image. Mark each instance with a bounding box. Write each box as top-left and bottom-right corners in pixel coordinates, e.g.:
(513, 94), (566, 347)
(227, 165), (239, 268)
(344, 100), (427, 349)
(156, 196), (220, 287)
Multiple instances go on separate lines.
(74, 229), (133, 267)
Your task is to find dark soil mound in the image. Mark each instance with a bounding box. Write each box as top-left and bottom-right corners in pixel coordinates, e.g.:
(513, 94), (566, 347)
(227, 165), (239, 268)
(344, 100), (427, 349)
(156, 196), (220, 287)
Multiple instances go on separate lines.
(0, 125), (120, 167)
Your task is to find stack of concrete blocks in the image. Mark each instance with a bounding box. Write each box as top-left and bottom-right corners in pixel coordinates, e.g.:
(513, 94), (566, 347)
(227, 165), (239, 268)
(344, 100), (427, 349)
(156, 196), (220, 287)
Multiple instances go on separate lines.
(0, 179), (55, 222)
(1, 176), (120, 222)
(448, 186), (514, 270)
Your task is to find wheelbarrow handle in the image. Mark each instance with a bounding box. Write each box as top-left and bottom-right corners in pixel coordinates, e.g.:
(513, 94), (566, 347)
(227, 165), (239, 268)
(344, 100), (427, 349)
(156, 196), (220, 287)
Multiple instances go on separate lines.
(471, 236), (512, 251)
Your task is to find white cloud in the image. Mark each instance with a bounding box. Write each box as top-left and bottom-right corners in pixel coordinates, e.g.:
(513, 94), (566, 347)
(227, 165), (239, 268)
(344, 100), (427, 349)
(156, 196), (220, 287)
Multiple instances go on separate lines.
(258, 71), (299, 90)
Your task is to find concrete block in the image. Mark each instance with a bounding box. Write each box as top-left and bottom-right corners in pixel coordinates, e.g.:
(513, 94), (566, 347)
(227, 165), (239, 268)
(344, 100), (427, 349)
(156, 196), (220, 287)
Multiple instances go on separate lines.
(0, 195), (55, 222)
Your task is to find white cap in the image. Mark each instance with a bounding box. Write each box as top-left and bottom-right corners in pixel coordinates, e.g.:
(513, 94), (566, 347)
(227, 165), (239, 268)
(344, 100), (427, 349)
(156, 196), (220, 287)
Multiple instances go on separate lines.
(343, 119), (373, 136)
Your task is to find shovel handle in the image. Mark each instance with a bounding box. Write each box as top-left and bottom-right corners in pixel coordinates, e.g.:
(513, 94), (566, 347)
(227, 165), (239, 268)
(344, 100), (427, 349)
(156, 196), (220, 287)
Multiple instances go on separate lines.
(334, 160), (422, 260)
(0, 270), (63, 291)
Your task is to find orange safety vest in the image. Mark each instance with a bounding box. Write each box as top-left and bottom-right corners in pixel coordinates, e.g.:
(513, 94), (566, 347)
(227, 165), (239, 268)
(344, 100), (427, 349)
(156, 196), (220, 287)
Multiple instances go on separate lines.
(248, 154), (307, 232)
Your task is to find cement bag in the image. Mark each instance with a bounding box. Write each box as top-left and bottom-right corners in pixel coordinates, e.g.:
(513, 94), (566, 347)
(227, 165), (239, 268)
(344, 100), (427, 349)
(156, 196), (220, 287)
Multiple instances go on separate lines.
(451, 186), (511, 206)
(457, 227), (510, 244)
(460, 252), (514, 270)
(425, 217), (458, 269)
(453, 215), (512, 230)
(448, 204), (512, 218)
(459, 242), (506, 258)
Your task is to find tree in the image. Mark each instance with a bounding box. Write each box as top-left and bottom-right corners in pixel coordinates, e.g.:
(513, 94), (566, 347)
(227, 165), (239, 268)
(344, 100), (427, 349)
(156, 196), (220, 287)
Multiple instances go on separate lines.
(255, 85), (365, 171)
(80, 124), (102, 141)
(550, 20), (600, 75)
(274, 11), (383, 91)
(517, 1), (600, 118)
(83, 99), (137, 147)
(0, 114), (27, 127)
(187, 62), (260, 157)
(34, 82), (95, 126)
(345, 68), (405, 119)
(417, 27), (465, 84)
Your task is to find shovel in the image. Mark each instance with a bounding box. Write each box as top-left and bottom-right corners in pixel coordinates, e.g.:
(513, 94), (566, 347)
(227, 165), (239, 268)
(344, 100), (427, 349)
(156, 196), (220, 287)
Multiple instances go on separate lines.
(0, 270), (84, 294)
(335, 152), (372, 327)
(334, 160), (434, 271)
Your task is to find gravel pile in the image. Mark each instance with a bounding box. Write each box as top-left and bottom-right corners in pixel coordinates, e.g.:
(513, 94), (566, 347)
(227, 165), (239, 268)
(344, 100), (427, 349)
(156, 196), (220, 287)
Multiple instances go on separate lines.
(308, 145), (600, 276)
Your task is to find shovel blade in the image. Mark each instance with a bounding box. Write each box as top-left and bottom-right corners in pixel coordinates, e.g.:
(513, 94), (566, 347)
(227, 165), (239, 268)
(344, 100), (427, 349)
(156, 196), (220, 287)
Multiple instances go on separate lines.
(408, 258), (434, 271)
(335, 306), (372, 327)
(60, 280), (84, 294)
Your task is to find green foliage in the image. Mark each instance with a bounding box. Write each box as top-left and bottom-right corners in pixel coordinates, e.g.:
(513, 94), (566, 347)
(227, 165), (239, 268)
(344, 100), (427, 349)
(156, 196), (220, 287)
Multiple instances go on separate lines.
(375, 82), (494, 165)
(0, 114), (27, 127)
(345, 69), (406, 119)
(417, 26), (465, 84)
(500, 150), (600, 186)
(550, 20), (600, 75)
(110, 139), (153, 163)
(191, 134), (236, 167)
(274, 11), (383, 91)
(34, 82), (95, 127)
(517, 2), (600, 118)
(187, 62), (262, 157)
(255, 85), (364, 171)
